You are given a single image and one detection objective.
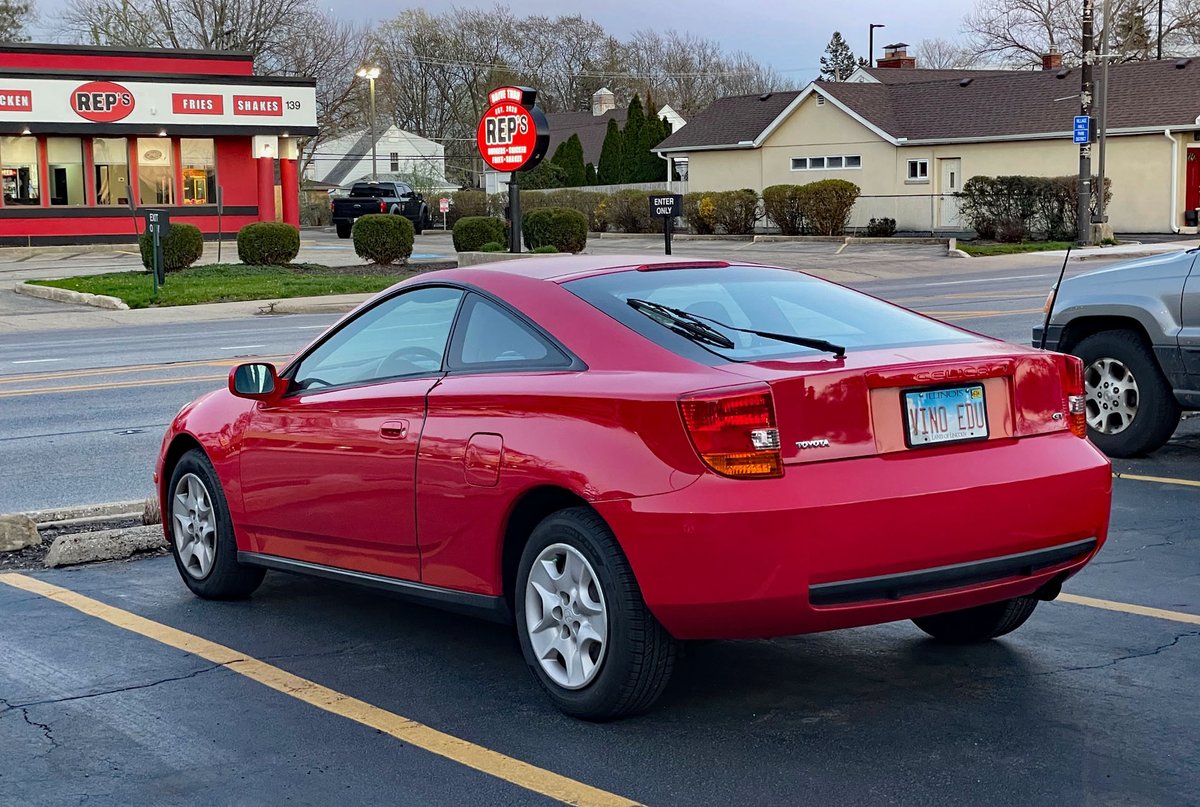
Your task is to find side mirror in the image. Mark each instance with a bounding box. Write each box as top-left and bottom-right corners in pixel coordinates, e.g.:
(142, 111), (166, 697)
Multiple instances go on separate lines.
(229, 362), (279, 400)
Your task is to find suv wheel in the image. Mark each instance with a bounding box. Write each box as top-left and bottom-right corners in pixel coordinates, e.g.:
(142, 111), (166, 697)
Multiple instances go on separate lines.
(1073, 329), (1180, 457)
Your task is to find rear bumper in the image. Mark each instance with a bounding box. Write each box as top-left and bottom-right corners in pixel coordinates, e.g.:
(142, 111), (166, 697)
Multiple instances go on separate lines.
(1031, 324), (1064, 350)
(596, 431), (1111, 640)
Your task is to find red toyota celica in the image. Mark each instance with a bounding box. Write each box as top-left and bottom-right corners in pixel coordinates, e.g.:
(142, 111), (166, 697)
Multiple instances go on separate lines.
(156, 256), (1111, 720)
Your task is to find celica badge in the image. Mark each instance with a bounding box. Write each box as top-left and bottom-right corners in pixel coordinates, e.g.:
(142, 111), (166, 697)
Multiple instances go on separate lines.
(796, 439), (831, 450)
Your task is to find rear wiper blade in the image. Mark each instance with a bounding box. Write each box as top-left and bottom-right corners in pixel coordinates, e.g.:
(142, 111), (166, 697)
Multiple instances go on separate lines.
(631, 299), (846, 359)
(626, 298), (736, 349)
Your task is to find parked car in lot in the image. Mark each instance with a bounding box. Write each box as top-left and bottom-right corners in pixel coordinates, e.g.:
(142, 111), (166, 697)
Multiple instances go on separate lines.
(1034, 248), (1200, 457)
(331, 181), (430, 239)
(158, 256), (1112, 720)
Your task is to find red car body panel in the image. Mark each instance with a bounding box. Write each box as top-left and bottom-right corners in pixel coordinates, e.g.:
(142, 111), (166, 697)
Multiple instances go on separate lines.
(157, 256), (1112, 640)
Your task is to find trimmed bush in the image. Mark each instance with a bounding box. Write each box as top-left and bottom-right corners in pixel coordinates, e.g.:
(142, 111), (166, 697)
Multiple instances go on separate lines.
(522, 207), (588, 253)
(682, 192), (716, 234)
(762, 185), (805, 235)
(352, 214), (414, 265)
(523, 189), (606, 231)
(480, 242), (505, 252)
(960, 175), (1113, 242)
(531, 245), (559, 254)
(795, 179), (860, 236)
(866, 217), (897, 237)
(139, 222), (204, 273)
(445, 190), (489, 228)
(712, 189), (759, 235)
(236, 222), (300, 266)
(453, 216), (507, 251)
(596, 188), (664, 233)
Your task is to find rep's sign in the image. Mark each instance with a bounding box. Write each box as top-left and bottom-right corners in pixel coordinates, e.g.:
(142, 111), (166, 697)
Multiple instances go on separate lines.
(70, 81), (135, 123)
(477, 86), (549, 173)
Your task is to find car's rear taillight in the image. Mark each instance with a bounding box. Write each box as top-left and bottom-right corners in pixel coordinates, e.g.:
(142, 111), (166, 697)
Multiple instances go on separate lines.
(1058, 353), (1087, 438)
(380, 201), (387, 212)
(679, 388), (783, 479)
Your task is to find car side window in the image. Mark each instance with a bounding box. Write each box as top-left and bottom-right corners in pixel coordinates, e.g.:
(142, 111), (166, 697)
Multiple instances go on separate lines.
(448, 294), (570, 371)
(290, 286), (464, 393)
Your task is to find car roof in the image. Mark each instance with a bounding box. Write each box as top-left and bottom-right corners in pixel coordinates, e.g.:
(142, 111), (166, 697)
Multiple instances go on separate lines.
(424, 254), (741, 284)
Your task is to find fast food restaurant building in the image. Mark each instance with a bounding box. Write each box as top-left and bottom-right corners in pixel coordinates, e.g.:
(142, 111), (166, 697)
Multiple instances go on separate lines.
(0, 43), (317, 245)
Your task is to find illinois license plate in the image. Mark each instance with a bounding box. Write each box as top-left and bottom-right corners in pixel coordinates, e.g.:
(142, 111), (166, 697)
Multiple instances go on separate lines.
(903, 384), (988, 447)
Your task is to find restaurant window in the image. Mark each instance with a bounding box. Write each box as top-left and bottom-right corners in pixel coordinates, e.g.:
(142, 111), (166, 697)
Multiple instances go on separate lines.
(47, 137), (85, 206)
(93, 137), (130, 207)
(1, 136), (40, 206)
(137, 137), (174, 205)
(181, 138), (216, 204)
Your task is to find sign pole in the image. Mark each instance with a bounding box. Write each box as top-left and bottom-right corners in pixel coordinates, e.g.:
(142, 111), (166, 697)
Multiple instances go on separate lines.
(1077, 0), (1095, 245)
(665, 212), (672, 255)
(509, 171), (522, 254)
(152, 225), (161, 295)
(216, 185), (224, 264)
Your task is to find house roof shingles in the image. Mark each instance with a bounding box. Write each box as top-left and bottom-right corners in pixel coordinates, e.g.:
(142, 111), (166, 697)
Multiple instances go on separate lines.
(657, 60), (1200, 151)
(544, 109), (626, 165)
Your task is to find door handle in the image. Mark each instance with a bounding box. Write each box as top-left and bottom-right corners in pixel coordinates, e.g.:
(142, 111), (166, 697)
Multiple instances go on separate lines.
(380, 420), (409, 440)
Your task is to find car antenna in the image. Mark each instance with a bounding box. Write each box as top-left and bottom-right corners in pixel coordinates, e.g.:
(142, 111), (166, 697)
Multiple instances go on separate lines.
(1039, 245), (1072, 350)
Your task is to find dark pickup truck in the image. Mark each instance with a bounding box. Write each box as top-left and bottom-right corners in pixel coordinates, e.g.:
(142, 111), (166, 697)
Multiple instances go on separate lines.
(331, 181), (431, 238)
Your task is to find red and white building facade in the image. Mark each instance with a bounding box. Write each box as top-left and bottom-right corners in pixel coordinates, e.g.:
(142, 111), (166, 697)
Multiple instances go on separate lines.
(0, 43), (317, 245)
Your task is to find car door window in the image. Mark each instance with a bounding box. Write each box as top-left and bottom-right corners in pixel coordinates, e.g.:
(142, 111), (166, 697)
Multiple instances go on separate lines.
(448, 294), (570, 371)
(290, 286), (464, 392)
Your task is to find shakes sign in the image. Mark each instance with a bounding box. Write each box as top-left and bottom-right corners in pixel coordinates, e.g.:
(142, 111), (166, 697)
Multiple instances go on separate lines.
(476, 86), (549, 173)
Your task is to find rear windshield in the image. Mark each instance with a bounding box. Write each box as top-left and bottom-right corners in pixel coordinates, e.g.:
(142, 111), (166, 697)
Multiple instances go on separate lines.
(566, 265), (978, 363)
(350, 183), (394, 198)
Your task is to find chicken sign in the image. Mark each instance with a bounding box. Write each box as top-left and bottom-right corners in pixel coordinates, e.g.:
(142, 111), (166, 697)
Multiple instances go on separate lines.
(477, 86), (549, 173)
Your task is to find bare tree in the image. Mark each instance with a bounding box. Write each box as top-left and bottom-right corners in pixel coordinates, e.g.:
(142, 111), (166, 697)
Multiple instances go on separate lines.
(0, 0), (34, 42)
(915, 37), (981, 68)
(964, 0), (1200, 66)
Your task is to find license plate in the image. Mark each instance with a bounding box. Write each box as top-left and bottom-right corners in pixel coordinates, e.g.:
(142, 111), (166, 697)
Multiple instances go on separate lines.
(903, 384), (988, 447)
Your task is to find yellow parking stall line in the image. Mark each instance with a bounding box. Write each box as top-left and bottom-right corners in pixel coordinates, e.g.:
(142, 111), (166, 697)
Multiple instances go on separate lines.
(0, 356), (291, 385)
(0, 573), (640, 807)
(1112, 471), (1200, 489)
(0, 374), (227, 398)
(1060, 593), (1200, 626)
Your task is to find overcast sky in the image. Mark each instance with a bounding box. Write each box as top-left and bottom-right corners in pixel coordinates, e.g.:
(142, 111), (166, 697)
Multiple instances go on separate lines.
(32, 0), (973, 82)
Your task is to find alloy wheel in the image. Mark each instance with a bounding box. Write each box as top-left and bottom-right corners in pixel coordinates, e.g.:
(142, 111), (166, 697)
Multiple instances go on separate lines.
(1085, 357), (1140, 435)
(171, 473), (217, 579)
(524, 543), (608, 690)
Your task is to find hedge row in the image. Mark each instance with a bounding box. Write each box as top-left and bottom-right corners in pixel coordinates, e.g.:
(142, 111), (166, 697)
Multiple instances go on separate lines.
(760, 181), (861, 236)
(959, 175), (1114, 242)
(522, 208), (588, 253)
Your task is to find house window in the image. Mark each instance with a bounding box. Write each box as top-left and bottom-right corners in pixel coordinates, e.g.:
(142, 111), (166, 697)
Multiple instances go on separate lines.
(137, 137), (174, 205)
(181, 138), (216, 204)
(389, 152), (400, 172)
(791, 155), (862, 171)
(93, 138), (129, 206)
(907, 159), (930, 181)
(46, 137), (84, 206)
(0, 136), (40, 206)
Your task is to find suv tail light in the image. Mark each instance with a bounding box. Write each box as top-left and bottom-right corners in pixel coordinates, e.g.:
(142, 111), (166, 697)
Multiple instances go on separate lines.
(679, 388), (783, 479)
(379, 201), (387, 213)
(1057, 353), (1087, 438)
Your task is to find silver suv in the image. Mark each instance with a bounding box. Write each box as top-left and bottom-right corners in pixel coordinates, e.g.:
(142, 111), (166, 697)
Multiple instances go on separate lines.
(1033, 248), (1200, 457)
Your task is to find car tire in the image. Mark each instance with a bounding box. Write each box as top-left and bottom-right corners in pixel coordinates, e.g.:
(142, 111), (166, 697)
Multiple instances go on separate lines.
(336, 222), (351, 239)
(413, 209), (425, 235)
(912, 596), (1038, 644)
(515, 507), (677, 721)
(1073, 329), (1180, 457)
(166, 449), (265, 600)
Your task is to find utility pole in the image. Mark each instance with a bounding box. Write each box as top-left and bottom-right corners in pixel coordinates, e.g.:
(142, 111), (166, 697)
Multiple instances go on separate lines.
(1096, 0), (1111, 231)
(1077, 0), (1095, 245)
(1157, 0), (1164, 60)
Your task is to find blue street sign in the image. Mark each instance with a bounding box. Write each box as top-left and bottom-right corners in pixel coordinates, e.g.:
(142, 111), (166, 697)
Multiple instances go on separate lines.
(1073, 115), (1092, 144)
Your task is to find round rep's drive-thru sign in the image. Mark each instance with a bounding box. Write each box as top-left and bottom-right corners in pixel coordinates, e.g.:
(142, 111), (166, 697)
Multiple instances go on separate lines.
(477, 86), (549, 173)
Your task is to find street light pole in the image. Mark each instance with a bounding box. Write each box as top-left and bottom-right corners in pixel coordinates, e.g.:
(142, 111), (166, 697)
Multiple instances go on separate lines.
(356, 66), (381, 181)
(869, 24), (886, 69)
(1077, 0), (1095, 245)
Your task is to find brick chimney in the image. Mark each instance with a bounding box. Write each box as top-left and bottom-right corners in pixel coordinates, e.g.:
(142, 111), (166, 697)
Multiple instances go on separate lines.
(1041, 48), (1063, 70)
(877, 43), (916, 69)
(592, 87), (615, 117)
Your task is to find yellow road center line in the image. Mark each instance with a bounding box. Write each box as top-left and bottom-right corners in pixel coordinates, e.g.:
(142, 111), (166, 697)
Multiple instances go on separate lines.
(932, 307), (1045, 320)
(0, 356), (290, 385)
(1059, 593), (1200, 626)
(1112, 471), (1200, 489)
(0, 374), (226, 398)
(0, 573), (640, 807)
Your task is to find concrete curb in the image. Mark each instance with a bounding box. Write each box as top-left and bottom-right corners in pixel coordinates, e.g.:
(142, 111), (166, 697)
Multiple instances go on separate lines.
(591, 232), (754, 242)
(15, 281), (129, 310)
(18, 500), (147, 525)
(263, 298), (368, 315)
(43, 525), (166, 568)
(457, 251), (560, 267)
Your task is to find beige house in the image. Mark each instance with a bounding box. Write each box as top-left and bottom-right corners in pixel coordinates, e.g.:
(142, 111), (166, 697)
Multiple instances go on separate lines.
(655, 56), (1200, 235)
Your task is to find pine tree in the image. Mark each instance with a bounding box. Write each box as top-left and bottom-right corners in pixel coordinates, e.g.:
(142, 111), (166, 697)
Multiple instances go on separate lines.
(597, 118), (625, 185)
(551, 134), (586, 187)
(820, 31), (860, 81)
(584, 162), (597, 186)
(520, 158), (568, 190)
(622, 95), (647, 183)
(1113, 5), (1152, 61)
(638, 112), (671, 182)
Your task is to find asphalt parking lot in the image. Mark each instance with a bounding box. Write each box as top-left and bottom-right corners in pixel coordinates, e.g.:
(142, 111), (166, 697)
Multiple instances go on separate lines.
(1, 239), (1198, 805)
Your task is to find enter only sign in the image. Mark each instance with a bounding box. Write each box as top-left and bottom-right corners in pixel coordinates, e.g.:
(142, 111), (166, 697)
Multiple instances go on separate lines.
(650, 194), (682, 217)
